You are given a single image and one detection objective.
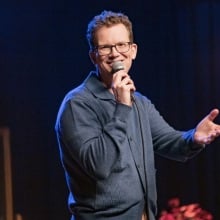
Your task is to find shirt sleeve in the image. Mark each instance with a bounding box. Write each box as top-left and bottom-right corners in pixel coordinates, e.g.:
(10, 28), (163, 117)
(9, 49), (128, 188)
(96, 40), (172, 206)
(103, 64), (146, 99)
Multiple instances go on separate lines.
(144, 97), (203, 161)
(56, 96), (132, 180)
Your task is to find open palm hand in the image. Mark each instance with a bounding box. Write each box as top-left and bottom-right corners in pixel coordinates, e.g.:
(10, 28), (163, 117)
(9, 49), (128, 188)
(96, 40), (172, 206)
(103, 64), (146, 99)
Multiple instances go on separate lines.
(194, 109), (220, 145)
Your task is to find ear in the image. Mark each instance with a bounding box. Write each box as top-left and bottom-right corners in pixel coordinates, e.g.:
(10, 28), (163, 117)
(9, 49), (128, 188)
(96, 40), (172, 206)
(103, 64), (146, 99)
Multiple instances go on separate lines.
(131, 44), (138, 60)
(89, 51), (97, 65)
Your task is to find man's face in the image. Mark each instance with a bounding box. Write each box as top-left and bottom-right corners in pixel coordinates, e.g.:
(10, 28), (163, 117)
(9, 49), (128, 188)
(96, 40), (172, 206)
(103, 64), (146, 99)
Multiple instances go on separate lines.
(90, 24), (137, 86)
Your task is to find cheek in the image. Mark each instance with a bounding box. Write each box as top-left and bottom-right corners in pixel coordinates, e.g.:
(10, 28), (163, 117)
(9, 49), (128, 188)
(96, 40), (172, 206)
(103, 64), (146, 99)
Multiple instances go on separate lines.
(127, 53), (135, 61)
(96, 55), (106, 63)
(98, 60), (112, 72)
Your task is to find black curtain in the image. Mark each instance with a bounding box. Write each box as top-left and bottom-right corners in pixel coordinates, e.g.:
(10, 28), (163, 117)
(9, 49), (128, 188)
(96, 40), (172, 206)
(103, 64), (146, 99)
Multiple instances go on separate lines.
(0, 0), (220, 219)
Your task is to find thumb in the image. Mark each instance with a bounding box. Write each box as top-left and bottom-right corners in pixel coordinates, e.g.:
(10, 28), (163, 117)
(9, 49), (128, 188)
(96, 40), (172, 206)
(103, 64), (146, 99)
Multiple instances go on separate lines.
(208, 109), (219, 121)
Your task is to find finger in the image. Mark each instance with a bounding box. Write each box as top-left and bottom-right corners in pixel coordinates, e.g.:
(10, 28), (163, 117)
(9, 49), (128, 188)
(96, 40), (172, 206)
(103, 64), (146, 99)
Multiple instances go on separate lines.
(122, 78), (136, 91)
(112, 72), (126, 87)
(113, 70), (128, 79)
(128, 79), (136, 92)
(113, 72), (129, 86)
(208, 109), (219, 121)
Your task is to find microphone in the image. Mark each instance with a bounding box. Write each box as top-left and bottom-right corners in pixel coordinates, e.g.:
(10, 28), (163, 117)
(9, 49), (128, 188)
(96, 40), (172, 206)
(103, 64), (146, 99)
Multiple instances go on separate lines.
(111, 61), (135, 102)
(112, 61), (124, 74)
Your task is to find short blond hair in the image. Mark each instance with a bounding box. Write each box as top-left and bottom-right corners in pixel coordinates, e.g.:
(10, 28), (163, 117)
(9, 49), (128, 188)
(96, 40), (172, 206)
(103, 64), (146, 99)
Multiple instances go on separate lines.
(86, 10), (134, 50)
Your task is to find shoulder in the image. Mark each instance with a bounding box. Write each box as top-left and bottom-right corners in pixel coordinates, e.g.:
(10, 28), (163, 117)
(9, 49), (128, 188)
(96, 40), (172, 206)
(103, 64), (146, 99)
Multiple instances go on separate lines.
(133, 91), (153, 107)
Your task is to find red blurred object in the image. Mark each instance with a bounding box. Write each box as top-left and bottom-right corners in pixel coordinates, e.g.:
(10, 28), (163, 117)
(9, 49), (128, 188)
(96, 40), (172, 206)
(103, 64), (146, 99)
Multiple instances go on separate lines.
(158, 198), (213, 220)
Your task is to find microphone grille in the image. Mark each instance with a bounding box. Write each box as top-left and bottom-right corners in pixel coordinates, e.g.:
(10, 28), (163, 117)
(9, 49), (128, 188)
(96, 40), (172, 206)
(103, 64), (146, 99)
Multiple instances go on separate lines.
(112, 61), (124, 73)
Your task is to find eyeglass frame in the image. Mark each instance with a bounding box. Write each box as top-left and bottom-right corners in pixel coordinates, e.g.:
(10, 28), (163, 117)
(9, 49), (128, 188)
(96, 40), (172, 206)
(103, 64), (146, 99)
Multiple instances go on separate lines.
(93, 42), (133, 56)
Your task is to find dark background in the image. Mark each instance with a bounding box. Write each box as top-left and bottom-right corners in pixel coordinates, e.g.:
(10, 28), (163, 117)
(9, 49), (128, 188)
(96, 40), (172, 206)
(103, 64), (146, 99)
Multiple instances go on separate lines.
(1, 0), (220, 219)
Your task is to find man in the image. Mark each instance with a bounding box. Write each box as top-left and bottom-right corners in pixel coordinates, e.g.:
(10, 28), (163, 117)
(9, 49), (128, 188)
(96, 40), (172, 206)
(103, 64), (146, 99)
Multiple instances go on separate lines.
(55, 10), (220, 220)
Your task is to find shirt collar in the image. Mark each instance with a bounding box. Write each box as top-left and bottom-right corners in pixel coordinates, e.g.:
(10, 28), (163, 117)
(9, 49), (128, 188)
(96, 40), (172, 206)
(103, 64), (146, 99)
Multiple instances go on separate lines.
(84, 71), (115, 100)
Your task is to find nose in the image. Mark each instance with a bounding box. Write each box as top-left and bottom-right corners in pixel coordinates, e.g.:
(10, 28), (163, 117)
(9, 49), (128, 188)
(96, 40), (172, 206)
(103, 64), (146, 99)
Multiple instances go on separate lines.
(110, 45), (120, 56)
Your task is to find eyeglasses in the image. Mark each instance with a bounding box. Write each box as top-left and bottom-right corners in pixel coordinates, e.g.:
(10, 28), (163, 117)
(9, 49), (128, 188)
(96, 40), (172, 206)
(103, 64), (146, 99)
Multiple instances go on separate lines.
(94, 42), (132, 56)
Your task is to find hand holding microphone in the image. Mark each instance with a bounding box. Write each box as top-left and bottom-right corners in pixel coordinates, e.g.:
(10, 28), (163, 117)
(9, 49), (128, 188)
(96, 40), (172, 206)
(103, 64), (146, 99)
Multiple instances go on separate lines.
(111, 61), (135, 106)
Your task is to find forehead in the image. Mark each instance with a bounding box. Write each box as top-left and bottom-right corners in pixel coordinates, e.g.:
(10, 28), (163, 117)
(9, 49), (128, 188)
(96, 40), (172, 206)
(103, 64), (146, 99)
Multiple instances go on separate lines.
(95, 24), (130, 45)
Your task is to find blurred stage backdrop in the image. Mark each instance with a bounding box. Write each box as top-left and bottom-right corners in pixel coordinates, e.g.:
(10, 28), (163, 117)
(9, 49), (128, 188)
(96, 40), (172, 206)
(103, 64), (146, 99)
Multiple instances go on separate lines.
(0, 0), (220, 219)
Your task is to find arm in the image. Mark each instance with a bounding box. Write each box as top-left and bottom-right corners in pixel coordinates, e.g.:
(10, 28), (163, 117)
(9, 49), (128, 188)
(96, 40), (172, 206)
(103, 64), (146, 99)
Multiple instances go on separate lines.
(56, 96), (132, 180)
(142, 97), (204, 161)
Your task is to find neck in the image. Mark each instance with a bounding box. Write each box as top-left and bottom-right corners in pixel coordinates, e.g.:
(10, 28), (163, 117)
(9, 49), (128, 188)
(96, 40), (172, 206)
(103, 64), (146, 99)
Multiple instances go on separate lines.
(97, 71), (113, 93)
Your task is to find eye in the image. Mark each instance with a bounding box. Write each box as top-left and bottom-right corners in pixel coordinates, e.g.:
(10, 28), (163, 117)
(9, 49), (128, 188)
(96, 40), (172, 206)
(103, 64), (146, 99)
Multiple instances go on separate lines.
(117, 43), (127, 47)
(100, 45), (111, 49)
